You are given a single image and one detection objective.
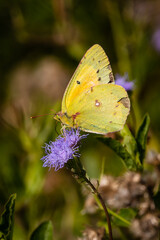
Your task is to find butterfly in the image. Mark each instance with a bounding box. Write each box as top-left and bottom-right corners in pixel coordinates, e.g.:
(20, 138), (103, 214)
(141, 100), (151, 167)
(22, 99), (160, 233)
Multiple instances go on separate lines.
(56, 44), (130, 134)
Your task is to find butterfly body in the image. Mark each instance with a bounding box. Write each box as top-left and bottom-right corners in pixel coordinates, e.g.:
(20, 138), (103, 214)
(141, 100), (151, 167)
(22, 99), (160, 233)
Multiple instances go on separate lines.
(56, 44), (130, 134)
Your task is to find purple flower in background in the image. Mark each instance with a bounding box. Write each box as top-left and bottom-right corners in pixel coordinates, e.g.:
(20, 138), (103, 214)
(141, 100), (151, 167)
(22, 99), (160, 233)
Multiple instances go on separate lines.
(152, 28), (160, 52)
(41, 128), (87, 171)
(115, 73), (134, 91)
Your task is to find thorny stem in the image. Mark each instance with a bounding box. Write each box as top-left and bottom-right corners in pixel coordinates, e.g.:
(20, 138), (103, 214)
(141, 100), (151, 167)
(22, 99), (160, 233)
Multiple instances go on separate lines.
(83, 176), (113, 240)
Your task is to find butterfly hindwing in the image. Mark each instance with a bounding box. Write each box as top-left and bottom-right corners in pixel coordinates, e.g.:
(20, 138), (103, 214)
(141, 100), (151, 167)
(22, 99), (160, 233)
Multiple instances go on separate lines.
(60, 84), (130, 134)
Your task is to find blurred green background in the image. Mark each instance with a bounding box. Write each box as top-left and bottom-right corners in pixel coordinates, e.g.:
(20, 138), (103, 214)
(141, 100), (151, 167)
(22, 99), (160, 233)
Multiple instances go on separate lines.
(0, 0), (160, 239)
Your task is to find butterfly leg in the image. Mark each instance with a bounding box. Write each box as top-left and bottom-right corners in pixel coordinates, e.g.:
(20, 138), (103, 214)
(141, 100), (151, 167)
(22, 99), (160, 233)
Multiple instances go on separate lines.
(72, 112), (80, 128)
(60, 124), (67, 136)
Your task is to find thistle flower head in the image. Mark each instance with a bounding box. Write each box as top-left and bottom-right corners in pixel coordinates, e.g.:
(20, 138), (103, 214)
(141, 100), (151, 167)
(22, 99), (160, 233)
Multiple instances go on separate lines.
(115, 73), (134, 91)
(41, 128), (87, 171)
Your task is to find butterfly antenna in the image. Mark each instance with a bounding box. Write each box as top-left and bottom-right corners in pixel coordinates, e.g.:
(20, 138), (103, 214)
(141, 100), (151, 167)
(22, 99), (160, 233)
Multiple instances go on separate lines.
(30, 113), (54, 119)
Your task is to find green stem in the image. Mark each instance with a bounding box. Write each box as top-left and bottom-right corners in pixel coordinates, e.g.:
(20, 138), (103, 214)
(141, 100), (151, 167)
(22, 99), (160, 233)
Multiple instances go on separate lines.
(108, 209), (130, 226)
(83, 176), (113, 240)
(67, 157), (113, 239)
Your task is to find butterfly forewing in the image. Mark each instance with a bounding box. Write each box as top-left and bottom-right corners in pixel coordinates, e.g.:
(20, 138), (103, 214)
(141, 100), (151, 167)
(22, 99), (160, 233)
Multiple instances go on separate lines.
(62, 44), (114, 112)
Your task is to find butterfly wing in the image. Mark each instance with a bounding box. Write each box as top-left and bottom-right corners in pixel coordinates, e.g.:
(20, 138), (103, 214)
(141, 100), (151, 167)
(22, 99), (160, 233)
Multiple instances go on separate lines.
(62, 44), (114, 112)
(61, 84), (130, 134)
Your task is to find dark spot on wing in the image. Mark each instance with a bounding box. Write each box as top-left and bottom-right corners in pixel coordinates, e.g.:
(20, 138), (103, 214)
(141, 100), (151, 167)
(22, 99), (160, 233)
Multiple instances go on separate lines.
(118, 97), (130, 108)
(93, 58), (95, 61)
(109, 72), (114, 83)
(95, 100), (101, 107)
(116, 104), (119, 108)
(113, 112), (117, 115)
(98, 60), (101, 63)
(91, 87), (93, 92)
(77, 81), (80, 84)
(98, 77), (101, 81)
(109, 121), (112, 123)
(97, 69), (99, 73)
(108, 79), (113, 83)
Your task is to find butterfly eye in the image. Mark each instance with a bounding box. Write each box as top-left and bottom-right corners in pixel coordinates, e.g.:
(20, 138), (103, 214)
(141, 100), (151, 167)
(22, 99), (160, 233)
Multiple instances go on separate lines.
(77, 81), (81, 84)
(97, 69), (100, 73)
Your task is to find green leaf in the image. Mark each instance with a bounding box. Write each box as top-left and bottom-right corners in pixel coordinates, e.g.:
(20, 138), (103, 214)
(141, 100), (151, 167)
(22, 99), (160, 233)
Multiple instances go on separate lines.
(0, 194), (16, 240)
(112, 208), (137, 227)
(120, 126), (138, 158)
(30, 221), (53, 240)
(136, 114), (150, 164)
(98, 137), (137, 170)
(120, 126), (142, 169)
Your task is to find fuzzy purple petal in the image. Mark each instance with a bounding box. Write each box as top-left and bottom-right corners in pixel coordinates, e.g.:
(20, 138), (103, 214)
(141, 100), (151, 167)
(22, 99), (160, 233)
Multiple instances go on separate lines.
(41, 128), (87, 171)
(152, 28), (160, 52)
(115, 73), (134, 91)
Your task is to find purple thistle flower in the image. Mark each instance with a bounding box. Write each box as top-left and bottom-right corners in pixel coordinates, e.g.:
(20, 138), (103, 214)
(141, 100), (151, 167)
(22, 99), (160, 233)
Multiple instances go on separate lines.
(152, 28), (160, 52)
(115, 73), (134, 91)
(41, 128), (87, 171)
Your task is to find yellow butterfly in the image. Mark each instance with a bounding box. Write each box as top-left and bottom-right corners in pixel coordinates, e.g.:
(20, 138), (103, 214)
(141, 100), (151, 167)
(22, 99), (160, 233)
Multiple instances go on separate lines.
(56, 44), (130, 134)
